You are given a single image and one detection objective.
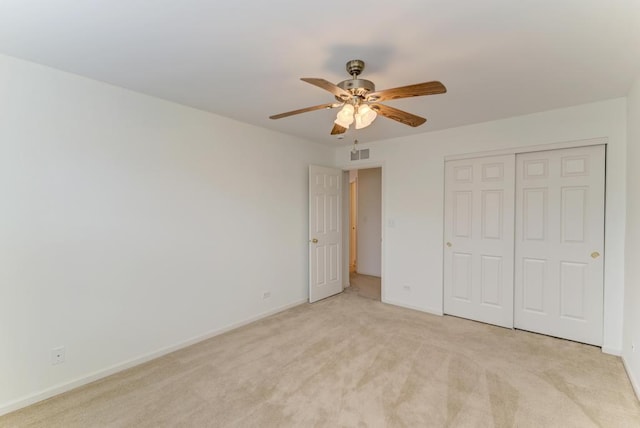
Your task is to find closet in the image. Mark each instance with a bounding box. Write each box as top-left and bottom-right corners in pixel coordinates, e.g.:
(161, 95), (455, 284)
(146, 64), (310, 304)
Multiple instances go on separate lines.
(443, 145), (605, 346)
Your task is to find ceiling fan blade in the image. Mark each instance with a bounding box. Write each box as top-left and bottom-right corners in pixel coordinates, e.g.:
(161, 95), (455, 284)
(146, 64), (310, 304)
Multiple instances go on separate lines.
(370, 103), (427, 127)
(269, 103), (337, 120)
(366, 81), (446, 102)
(301, 78), (351, 100)
(330, 123), (347, 135)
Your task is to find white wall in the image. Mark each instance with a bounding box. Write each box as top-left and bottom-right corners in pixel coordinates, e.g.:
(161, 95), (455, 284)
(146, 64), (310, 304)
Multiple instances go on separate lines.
(1, 49), (634, 413)
(624, 76), (640, 397)
(0, 54), (333, 413)
(335, 98), (627, 353)
(356, 168), (382, 277)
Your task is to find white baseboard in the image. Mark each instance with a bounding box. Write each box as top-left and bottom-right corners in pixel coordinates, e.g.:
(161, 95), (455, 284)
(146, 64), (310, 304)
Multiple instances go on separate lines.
(622, 356), (640, 401)
(0, 298), (307, 417)
(602, 346), (622, 356)
(382, 298), (443, 316)
(355, 270), (381, 277)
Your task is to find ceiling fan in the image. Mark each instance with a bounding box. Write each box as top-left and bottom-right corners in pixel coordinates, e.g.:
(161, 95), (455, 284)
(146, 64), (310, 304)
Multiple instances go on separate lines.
(269, 59), (446, 135)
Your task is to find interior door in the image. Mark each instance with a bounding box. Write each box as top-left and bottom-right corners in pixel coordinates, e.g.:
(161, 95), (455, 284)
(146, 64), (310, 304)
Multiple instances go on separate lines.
(443, 154), (515, 328)
(514, 145), (605, 346)
(309, 165), (343, 303)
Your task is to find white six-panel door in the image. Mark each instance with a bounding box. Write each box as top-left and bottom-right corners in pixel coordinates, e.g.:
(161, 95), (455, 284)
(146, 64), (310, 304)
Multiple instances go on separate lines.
(444, 155), (516, 328)
(309, 165), (343, 303)
(514, 146), (605, 346)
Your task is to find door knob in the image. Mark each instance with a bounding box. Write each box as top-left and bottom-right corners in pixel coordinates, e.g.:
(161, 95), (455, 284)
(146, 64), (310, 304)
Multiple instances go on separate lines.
(311, 238), (318, 244)
(446, 242), (452, 248)
(591, 251), (600, 259)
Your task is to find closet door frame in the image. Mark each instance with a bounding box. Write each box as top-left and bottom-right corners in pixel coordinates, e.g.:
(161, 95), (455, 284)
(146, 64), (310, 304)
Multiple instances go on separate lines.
(443, 137), (607, 346)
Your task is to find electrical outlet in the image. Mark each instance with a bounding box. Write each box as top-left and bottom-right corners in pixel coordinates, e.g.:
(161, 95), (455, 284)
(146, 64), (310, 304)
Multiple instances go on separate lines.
(403, 285), (411, 292)
(263, 291), (271, 299)
(51, 347), (65, 365)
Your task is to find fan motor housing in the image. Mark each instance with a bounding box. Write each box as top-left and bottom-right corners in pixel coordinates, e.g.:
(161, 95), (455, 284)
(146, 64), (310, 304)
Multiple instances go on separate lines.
(336, 78), (375, 99)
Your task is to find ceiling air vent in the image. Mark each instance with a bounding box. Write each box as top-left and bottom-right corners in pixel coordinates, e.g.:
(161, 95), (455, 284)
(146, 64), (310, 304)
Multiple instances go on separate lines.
(350, 148), (370, 161)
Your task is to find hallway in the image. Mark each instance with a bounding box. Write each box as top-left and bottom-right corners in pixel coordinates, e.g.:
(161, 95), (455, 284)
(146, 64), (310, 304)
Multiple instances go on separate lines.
(348, 272), (381, 300)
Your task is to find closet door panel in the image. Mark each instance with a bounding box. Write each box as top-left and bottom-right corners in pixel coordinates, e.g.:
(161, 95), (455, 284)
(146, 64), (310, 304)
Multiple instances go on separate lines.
(514, 145), (605, 346)
(444, 154), (515, 328)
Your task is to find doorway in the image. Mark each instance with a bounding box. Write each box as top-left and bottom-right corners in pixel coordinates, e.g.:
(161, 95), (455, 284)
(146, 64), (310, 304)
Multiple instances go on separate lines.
(347, 167), (382, 301)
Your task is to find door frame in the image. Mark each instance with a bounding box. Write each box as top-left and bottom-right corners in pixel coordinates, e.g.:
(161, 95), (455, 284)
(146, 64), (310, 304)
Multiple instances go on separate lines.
(341, 163), (385, 301)
(444, 137), (607, 162)
(349, 179), (358, 273)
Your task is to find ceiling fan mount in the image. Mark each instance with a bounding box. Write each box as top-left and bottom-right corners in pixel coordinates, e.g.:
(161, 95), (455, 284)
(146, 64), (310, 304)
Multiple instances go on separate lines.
(270, 59), (447, 135)
(345, 59), (365, 77)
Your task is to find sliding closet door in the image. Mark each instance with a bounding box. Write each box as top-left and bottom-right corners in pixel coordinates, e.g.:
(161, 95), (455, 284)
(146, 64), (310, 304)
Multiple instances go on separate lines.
(444, 155), (515, 328)
(514, 145), (605, 346)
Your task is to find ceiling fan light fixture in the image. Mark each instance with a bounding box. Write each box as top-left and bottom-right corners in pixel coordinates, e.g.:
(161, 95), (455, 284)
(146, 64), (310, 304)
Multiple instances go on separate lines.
(334, 104), (355, 128)
(269, 60), (445, 135)
(355, 104), (377, 129)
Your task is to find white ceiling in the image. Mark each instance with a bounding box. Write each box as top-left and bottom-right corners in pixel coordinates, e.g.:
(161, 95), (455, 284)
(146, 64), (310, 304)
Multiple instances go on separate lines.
(1, 1), (639, 146)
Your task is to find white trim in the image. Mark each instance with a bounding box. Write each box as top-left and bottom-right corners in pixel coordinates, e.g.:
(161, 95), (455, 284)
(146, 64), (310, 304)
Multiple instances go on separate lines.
(0, 299), (307, 417)
(382, 298), (443, 316)
(342, 171), (351, 289)
(602, 346), (622, 356)
(380, 165), (385, 303)
(622, 356), (640, 401)
(356, 269), (380, 277)
(444, 137), (608, 161)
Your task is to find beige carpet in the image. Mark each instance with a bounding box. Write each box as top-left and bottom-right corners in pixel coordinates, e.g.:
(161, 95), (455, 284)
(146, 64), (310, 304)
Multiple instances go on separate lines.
(3, 292), (640, 427)
(349, 272), (381, 300)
